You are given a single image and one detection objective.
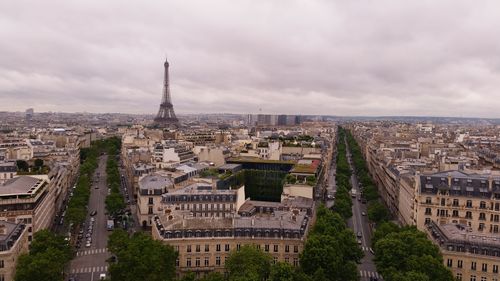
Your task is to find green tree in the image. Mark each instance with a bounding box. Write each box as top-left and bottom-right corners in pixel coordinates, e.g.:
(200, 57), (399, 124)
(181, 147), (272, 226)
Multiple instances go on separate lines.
(16, 160), (29, 172)
(108, 231), (177, 281)
(367, 201), (390, 223)
(374, 227), (453, 281)
(105, 192), (126, 216)
(225, 245), (272, 281)
(269, 262), (295, 281)
(199, 272), (225, 281)
(14, 230), (72, 281)
(332, 198), (352, 219)
(372, 221), (400, 247)
(34, 158), (44, 168)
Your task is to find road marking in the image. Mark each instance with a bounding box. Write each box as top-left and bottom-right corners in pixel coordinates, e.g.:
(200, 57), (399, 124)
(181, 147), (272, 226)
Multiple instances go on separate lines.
(76, 247), (108, 257)
(359, 270), (382, 279)
(361, 246), (373, 252)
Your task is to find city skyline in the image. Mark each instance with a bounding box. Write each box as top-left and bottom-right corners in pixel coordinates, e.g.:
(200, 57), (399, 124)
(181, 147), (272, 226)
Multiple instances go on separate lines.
(2, 1), (500, 117)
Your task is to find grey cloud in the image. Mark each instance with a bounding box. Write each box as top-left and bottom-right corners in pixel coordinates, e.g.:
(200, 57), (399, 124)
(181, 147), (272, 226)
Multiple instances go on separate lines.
(1, 0), (500, 117)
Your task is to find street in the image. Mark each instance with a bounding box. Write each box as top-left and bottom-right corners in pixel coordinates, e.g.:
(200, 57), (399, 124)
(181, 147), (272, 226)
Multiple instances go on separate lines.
(68, 155), (111, 281)
(345, 142), (383, 281)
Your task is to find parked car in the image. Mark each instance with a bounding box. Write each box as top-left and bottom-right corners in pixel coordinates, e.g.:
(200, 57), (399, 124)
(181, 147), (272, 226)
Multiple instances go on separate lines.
(361, 212), (367, 216)
(90, 210), (97, 216)
(357, 239), (362, 245)
(357, 231), (362, 238)
(85, 242), (91, 248)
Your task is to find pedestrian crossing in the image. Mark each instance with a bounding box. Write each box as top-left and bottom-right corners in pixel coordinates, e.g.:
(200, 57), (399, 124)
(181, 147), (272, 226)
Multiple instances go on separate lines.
(359, 270), (382, 279)
(361, 246), (373, 252)
(71, 266), (108, 274)
(76, 248), (108, 257)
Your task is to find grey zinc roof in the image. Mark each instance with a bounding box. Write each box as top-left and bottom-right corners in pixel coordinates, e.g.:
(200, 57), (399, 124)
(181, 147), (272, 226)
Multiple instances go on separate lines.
(139, 175), (173, 191)
(0, 176), (41, 196)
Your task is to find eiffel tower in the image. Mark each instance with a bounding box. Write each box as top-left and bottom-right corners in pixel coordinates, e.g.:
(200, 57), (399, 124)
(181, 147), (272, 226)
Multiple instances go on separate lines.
(154, 57), (179, 128)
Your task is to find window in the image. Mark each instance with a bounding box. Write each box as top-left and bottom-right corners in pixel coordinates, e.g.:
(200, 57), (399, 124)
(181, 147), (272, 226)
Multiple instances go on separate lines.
(237, 244), (241, 251)
(456, 273), (462, 281)
(148, 206), (153, 214)
(458, 260), (463, 268)
(148, 197), (153, 204)
(480, 201), (486, 209)
(186, 258), (192, 267)
(265, 244), (269, 252)
(216, 256), (221, 266)
(426, 197), (432, 204)
(425, 208), (432, 215)
(175, 258), (179, 267)
(274, 245), (279, 252)
(204, 257), (209, 267)
(471, 261), (476, 270)
(481, 277), (486, 281)
(447, 259), (453, 267)
(294, 245), (299, 253)
(187, 245), (192, 253)
(196, 245), (200, 252)
(470, 276), (476, 281)
(225, 244), (230, 252)
(453, 210), (459, 217)
(293, 258), (299, 267)
(195, 257), (200, 267)
(466, 212), (472, 219)
(441, 198), (446, 206)
(0, 260), (3, 269)
(285, 245), (290, 253)
(479, 213), (486, 221)
(205, 244), (209, 252)
(285, 257), (289, 263)
(482, 263), (487, 272)
(216, 244), (221, 252)
(425, 218), (431, 224)
(273, 256), (278, 264)
(466, 200), (473, 208)
(453, 199), (459, 206)
(493, 264), (498, 273)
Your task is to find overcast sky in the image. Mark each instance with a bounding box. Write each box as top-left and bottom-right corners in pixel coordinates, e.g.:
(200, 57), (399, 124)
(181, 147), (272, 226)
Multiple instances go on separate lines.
(1, 1), (500, 117)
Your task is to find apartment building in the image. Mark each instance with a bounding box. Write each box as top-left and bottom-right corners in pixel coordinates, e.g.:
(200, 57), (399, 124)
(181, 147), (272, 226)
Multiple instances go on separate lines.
(427, 222), (500, 281)
(416, 171), (500, 234)
(0, 222), (29, 281)
(151, 183), (313, 277)
(0, 163), (16, 185)
(137, 174), (174, 227)
(152, 141), (196, 168)
(0, 176), (55, 241)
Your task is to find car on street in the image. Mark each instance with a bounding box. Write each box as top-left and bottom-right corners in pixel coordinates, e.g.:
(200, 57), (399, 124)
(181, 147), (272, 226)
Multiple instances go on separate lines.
(361, 211), (366, 216)
(99, 273), (106, 280)
(90, 210), (97, 216)
(85, 242), (91, 248)
(357, 239), (362, 245)
(357, 231), (362, 238)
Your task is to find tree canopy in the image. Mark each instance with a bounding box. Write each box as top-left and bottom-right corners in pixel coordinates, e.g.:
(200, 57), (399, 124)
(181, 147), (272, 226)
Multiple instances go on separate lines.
(15, 230), (72, 281)
(108, 230), (177, 281)
(373, 226), (454, 281)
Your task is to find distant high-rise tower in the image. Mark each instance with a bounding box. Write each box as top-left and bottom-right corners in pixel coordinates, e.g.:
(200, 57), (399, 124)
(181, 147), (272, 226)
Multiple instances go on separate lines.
(154, 58), (179, 128)
(25, 108), (34, 122)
